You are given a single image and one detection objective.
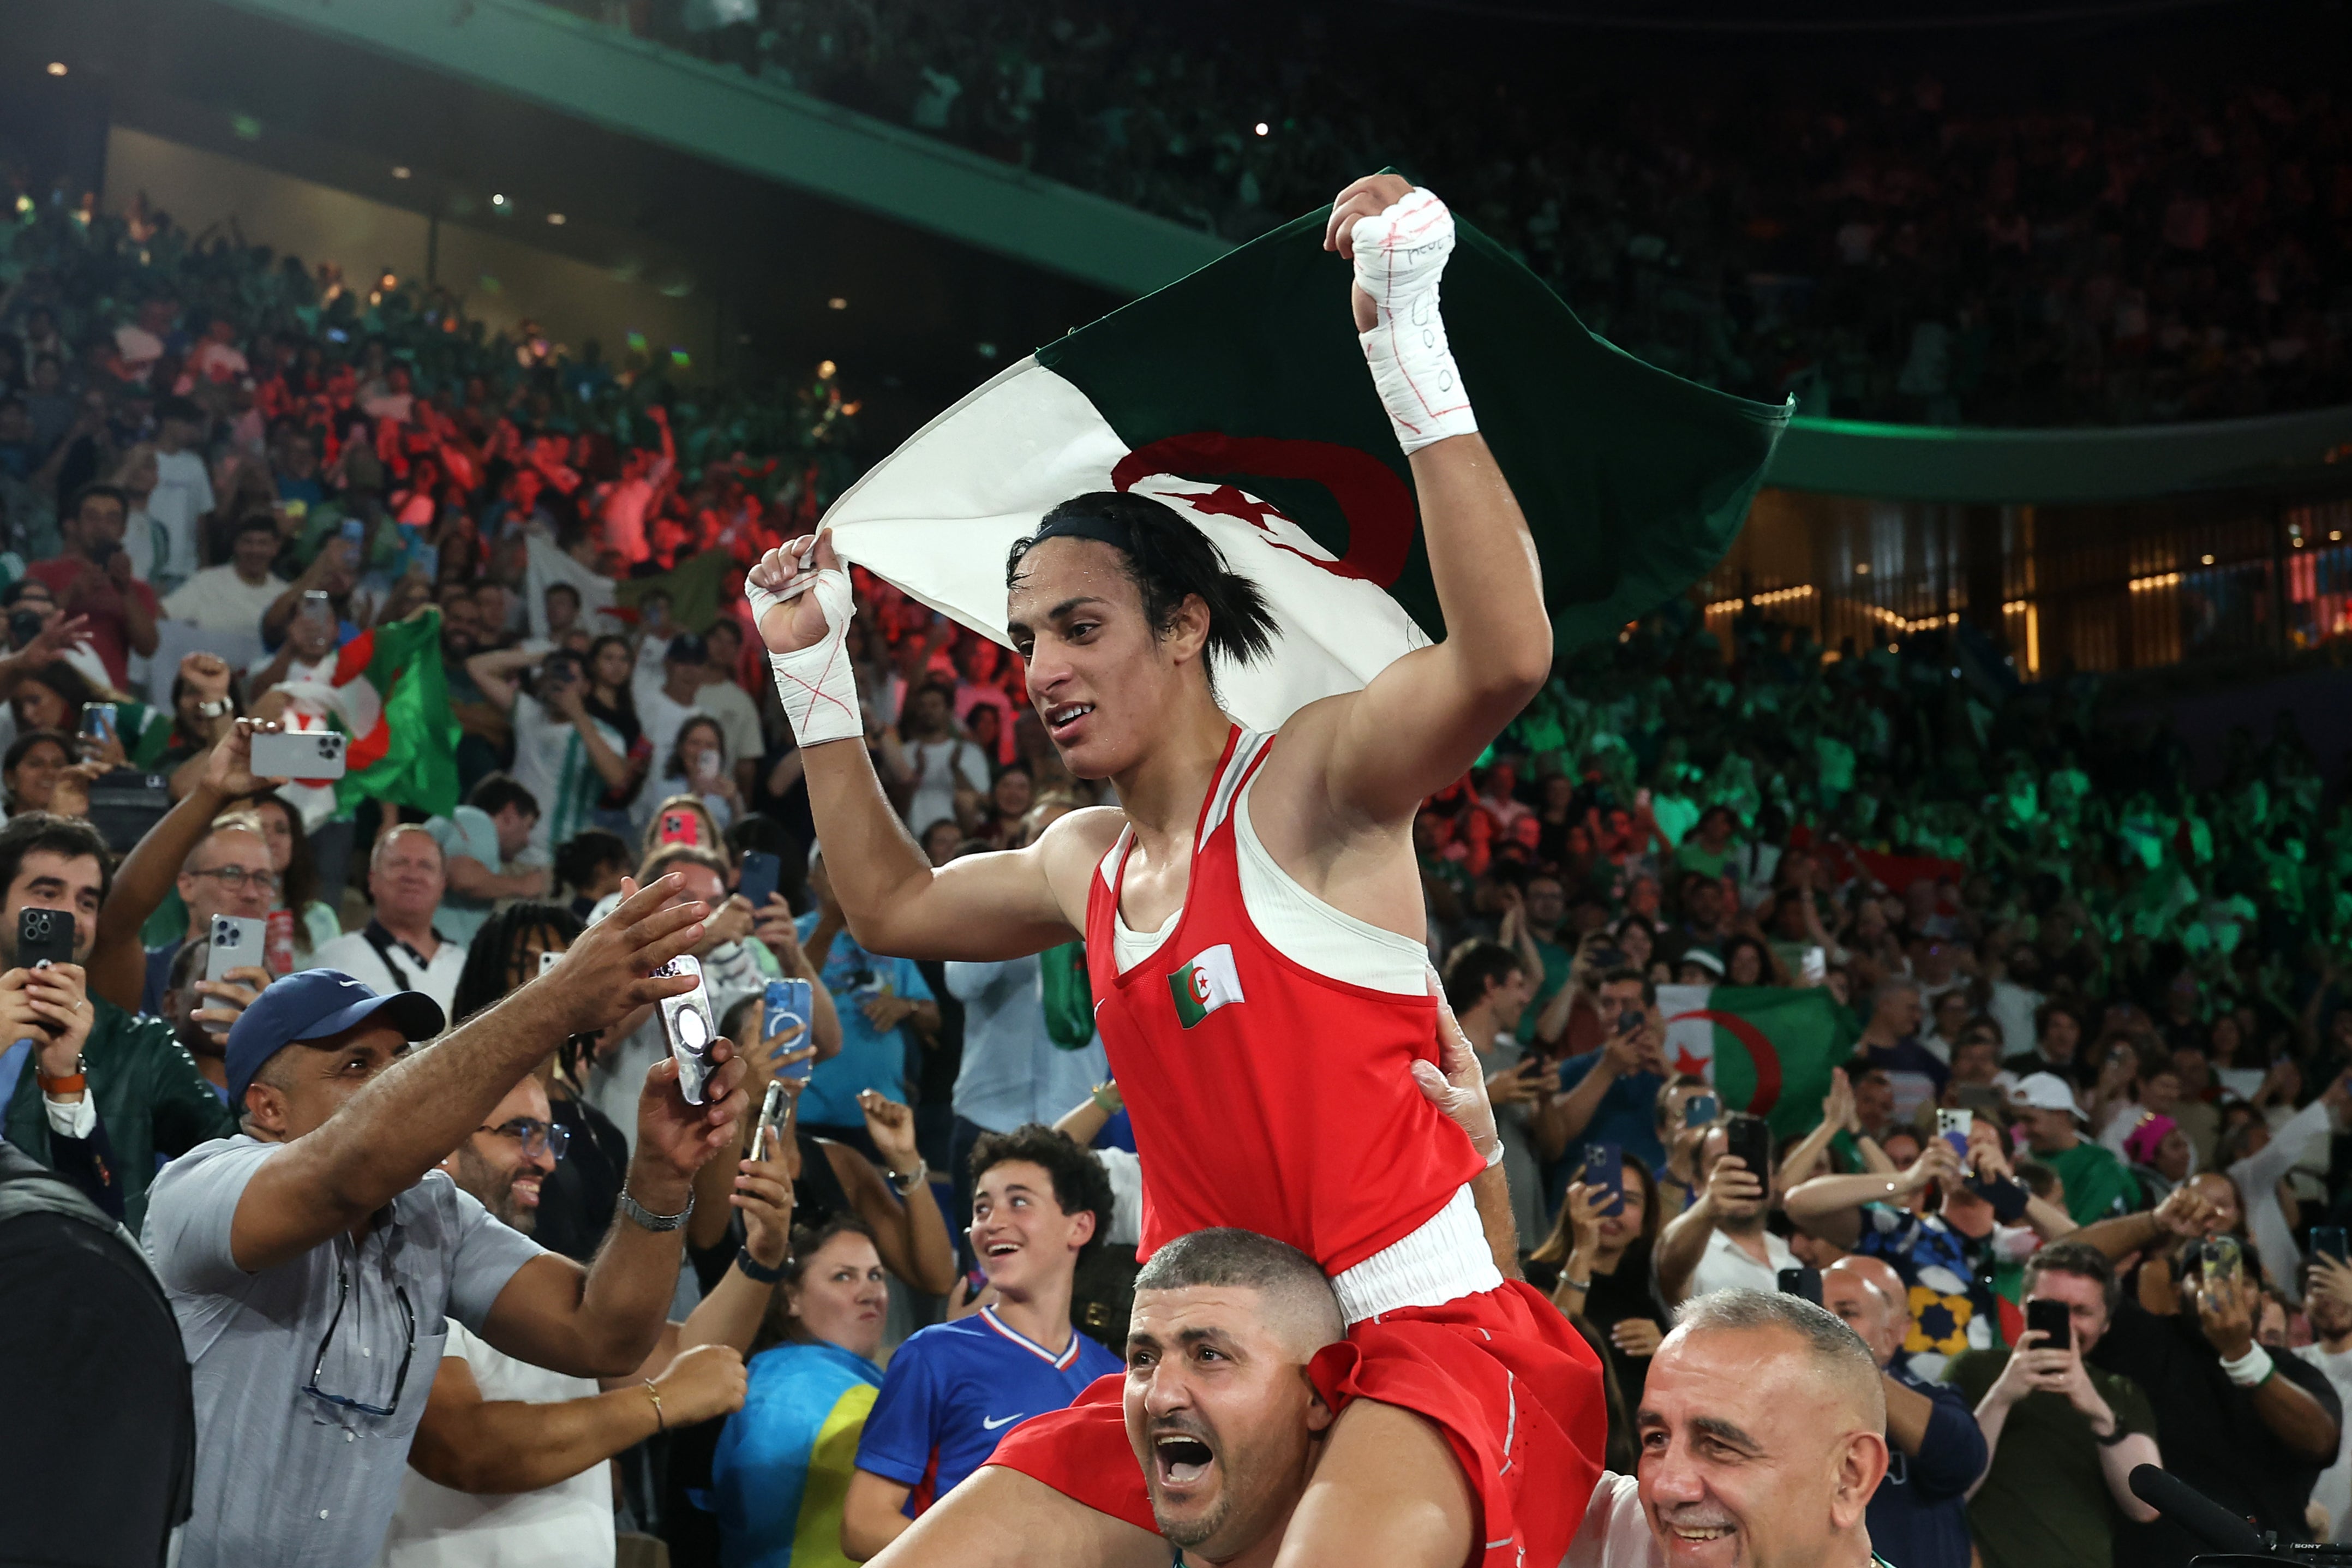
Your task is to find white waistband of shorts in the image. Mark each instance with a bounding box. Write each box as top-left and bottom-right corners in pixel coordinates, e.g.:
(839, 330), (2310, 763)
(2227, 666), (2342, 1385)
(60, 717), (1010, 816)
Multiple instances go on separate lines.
(1331, 1184), (1504, 1327)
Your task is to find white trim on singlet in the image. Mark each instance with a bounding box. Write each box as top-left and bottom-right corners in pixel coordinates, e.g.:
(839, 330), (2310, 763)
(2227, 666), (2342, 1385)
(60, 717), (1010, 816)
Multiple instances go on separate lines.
(1103, 726), (1425, 992)
(1232, 780), (1428, 995)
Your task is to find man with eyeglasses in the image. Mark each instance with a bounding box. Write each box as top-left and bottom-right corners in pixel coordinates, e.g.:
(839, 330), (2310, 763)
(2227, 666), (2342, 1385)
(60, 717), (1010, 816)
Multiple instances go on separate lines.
(140, 875), (741, 1568)
(380, 1069), (798, 1566)
(137, 810), (278, 1016)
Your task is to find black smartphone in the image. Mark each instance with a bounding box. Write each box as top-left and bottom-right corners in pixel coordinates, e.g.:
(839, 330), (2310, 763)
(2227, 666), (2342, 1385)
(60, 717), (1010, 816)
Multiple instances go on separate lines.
(16, 905), (74, 969)
(738, 849), (781, 912)
(1723, 1112), (1773, 1183)
(2025, 1296), (2072, 1353)
(2314, 1226), (2349, 1265)
(1778, 1266), (1823, 1306)
(1582, 1141), (1625, 1217)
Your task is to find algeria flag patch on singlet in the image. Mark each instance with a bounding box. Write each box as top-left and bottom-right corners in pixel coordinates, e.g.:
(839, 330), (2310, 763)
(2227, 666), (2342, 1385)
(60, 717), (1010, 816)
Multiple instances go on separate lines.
(1169, 944), (1246, 1028)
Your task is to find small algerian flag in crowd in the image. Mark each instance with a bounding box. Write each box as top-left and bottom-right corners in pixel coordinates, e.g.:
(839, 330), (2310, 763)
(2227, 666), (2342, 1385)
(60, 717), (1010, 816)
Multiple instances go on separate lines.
(1657, 984), (1860, 1140)
(1168, 944), (1246, 1029)
(276, 608), (462, 821)
(823, 196), (1790, 732)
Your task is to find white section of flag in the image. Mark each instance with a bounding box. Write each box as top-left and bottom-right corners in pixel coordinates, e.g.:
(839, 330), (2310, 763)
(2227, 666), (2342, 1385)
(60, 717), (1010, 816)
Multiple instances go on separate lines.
(1658, 983), (1715, 1081)
(820, 356), (1432, 735)
(1184, 944), (1246, 1013)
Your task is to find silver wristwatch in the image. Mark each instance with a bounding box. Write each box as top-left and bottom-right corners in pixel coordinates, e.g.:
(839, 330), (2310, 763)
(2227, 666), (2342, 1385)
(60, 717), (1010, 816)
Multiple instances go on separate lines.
(618, 1187), (694, 1232)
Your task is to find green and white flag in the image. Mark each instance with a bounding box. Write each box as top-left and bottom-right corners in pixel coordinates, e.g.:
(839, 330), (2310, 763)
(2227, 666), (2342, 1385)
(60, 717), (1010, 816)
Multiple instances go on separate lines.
(822, 199), (1791, 732)
(1168, 943), (1246, 1029)
(1659, 983), (1860, 1140)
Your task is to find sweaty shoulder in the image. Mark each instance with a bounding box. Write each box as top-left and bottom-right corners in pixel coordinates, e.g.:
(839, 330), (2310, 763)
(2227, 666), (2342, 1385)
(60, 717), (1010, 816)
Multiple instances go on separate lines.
(1032, 804), (1128, 920)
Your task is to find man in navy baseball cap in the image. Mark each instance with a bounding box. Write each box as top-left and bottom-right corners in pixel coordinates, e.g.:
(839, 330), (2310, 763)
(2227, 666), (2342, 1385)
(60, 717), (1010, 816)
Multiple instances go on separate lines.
(223, 968), (446, 1115)
(143, 876), (741, 1568)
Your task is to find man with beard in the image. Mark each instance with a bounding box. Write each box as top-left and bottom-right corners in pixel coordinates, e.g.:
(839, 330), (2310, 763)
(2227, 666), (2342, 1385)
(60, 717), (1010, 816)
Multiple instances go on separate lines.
(379, 1068), (799, 1568)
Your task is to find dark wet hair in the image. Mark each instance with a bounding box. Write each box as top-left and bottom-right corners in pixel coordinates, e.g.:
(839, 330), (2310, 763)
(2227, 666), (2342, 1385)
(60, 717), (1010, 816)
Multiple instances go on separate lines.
(1006, 490), (1276, 698)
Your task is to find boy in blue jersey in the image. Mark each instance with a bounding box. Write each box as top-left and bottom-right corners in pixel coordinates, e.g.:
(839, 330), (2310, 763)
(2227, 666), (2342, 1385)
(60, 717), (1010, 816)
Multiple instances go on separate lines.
(841, 1124), (1120, 1560)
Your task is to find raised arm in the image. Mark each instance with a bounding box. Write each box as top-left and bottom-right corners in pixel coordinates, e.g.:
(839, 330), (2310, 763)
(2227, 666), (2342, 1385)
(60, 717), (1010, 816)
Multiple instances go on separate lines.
(750, 537), (1096, 963)
(226, 879), (710, 1274)
(1292, 179), (1552, 825)
(88, 720), (292, 1011)
(465, 647), (539, 712)
(1786, 1141), (1954, 1253)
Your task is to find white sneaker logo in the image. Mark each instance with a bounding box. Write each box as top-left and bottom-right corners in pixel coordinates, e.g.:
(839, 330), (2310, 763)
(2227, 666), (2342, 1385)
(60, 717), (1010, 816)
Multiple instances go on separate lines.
(982, 1413), (1021, 1431)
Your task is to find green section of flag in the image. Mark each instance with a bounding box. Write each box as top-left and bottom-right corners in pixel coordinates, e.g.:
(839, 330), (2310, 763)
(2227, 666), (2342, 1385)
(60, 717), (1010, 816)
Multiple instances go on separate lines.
(1702, 985), (1861, 1141)
(1037, 201), (1790, 651)
(337, 609), (461, 819)
(1170, 963), (1211, 1027)
(612, 548), (738, 633)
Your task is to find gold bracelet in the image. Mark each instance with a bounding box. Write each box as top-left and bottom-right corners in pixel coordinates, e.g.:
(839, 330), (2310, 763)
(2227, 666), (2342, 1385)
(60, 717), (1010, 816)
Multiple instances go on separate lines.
(643, 1379), (665, 1433)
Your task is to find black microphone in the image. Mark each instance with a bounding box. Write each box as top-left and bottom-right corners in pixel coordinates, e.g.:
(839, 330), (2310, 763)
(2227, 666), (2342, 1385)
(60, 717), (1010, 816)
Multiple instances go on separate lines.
(2128, 1465), (2267, 1557)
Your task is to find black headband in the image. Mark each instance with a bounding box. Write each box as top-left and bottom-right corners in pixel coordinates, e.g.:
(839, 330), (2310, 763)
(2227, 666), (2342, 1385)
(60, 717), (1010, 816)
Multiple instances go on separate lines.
(1024, 512), (1134, 555)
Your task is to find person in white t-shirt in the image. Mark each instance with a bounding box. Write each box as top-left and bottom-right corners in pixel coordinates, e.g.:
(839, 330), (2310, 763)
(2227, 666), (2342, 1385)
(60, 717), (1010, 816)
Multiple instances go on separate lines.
(694, 620), (767, 792)
(1656, 1122), (1797, 1303)
(2297, 1254), (2352, 1541)
(468, 650), (639, 859)
(302, 827), (469, 1012)
(631, 631), (715, 774)
(147, 397), (215, 594)
(379, 1067), (794, 1568)
(878, 681), (989, 836)
(164, 514), (288, 634)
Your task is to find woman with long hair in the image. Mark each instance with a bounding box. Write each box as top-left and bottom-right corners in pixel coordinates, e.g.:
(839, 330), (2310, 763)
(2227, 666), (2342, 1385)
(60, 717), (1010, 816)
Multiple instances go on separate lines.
(2, 729), (90, 819)
(10, 658), (170, 770)
(244, 792), (338, 955)
(643, 715), (740, 838)
(1529, 1148), (1671, 1409)
(708, 1218), (890, 1566)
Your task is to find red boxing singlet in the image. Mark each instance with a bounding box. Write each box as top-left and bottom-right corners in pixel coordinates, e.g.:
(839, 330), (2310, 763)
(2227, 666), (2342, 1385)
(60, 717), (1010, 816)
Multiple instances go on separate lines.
(992, 726), (1606, 1566)
(1084, 726), (1482, 1274)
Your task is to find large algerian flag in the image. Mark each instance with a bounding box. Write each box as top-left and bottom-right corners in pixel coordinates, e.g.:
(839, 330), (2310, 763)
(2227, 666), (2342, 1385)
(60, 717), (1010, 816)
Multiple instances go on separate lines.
(821, 199), (1791, 731)
(1658, 984), (1860, 1141)
(277, 608), (462, 819)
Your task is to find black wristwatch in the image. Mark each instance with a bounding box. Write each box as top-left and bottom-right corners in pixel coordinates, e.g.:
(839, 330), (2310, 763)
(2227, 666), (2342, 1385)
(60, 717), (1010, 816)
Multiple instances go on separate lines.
(736, 1246), (789, 1284)
(2093, 1422), (2132, 1446)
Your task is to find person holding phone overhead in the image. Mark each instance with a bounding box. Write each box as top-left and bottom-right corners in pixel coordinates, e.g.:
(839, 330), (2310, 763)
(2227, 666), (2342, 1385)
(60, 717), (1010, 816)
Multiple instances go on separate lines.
(1531, 1147), (1670, 1407)
(1655, 1116), (1798, 1304)
(1942, 1242), (2163, 1568)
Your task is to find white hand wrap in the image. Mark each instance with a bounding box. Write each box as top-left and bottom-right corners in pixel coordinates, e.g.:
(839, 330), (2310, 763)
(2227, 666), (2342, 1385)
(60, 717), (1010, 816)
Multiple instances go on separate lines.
(748, 561), (865, 747)
(1351, 188), (1478, 454)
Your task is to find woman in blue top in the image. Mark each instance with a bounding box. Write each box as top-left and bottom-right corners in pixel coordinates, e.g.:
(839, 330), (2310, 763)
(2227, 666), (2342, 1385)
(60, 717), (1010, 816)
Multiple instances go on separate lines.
(709, 1217), (892, 1567)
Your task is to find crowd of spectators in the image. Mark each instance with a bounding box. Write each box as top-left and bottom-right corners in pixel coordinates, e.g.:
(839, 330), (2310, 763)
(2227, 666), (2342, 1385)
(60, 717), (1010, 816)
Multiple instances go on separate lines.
(650, 0), (2352, 427)
(11, 145), (2352, 1565)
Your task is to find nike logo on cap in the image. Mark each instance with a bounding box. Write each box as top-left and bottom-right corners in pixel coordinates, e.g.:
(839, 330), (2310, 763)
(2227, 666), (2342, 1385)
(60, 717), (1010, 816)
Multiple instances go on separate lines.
(982, 1413), (1021, 1430)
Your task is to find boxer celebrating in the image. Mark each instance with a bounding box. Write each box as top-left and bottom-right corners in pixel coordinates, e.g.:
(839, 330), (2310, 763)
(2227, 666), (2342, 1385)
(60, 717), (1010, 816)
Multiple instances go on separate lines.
(751, 173), (1602, 1568)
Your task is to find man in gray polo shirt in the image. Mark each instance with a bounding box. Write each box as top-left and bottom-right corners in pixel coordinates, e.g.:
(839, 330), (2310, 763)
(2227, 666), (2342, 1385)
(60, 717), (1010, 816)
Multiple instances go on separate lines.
(141, 875), (738, 1568)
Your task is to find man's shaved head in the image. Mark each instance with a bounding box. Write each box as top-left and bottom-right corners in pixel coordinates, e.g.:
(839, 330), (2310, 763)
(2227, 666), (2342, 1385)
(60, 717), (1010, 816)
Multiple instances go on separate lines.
(1125, 1229), (1345, 1561)
(1133, 1227), (1344, 1357)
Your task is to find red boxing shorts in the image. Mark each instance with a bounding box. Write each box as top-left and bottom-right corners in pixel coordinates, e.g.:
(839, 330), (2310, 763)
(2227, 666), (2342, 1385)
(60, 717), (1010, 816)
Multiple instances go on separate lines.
(985, 1279), (1605, 1568)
